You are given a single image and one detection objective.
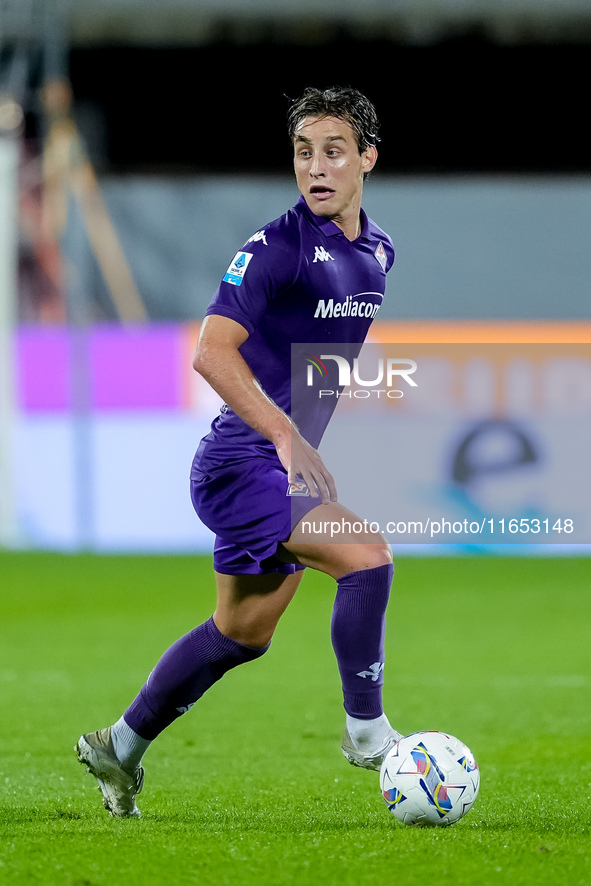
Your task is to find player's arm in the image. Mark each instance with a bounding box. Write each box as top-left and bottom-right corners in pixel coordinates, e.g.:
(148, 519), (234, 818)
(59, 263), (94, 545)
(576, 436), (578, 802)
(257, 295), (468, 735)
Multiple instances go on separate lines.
(193, 314), (336, 503)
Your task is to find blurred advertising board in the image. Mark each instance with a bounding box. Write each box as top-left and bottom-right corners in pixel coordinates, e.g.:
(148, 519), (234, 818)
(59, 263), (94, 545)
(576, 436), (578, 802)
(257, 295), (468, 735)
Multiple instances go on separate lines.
(294, 341), (591, 547)
(10, 322), (591, 552)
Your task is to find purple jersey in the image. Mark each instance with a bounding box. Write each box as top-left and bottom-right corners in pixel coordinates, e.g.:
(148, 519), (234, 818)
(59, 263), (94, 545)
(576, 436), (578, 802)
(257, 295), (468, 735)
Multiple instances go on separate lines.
(193, 195), (395, 468)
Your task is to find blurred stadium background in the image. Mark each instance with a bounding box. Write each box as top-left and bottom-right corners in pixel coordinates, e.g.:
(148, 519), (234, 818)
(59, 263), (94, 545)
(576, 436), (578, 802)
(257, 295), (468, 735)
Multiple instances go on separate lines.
(1, 0), (590, 553)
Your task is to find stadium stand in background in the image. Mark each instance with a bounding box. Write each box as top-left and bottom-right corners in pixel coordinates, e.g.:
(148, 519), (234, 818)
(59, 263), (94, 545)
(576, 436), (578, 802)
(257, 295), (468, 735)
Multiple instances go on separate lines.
(2, 0), (591, 324)
(1, 0), (590, 552)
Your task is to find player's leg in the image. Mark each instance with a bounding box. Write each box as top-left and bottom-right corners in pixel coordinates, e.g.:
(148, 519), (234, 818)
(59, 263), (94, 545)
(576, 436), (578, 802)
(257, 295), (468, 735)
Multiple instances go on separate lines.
(280, 501), (401, 770)
(213, 569), (303, 647)
(115, 569), (302, 744)
(77, 568), (303, 817)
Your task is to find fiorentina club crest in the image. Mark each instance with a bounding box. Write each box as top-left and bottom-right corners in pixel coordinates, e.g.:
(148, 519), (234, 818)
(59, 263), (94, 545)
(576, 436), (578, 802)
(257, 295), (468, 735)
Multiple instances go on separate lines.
(374, 241), (387, 271)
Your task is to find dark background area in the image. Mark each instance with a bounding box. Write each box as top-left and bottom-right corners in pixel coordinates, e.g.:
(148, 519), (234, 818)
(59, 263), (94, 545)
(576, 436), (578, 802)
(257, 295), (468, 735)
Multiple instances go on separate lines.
(67, 35), (588, 175)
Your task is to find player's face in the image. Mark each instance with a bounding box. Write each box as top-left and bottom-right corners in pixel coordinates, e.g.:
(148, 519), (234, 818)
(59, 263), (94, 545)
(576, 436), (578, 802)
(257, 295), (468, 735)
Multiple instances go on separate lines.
(293, 115), (377, 240)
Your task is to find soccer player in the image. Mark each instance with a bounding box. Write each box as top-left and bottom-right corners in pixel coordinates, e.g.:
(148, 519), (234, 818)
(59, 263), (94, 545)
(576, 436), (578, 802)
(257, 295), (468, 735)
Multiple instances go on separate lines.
(76, 86), (401, 817)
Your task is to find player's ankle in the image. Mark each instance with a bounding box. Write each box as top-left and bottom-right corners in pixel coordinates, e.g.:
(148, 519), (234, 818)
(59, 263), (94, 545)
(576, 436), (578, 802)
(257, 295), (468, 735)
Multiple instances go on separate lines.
(111, 716), (151, 770)
(345, 712), (392, 751)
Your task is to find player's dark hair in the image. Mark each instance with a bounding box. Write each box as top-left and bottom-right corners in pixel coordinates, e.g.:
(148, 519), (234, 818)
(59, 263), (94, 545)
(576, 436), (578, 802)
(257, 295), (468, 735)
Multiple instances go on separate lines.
(287, 86), (380, 152)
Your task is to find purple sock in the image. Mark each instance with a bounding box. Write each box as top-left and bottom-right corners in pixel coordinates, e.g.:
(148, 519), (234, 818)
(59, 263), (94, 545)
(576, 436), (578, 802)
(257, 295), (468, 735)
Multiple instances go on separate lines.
(123, 616), (269, 740)
(331, 562), (393, 720)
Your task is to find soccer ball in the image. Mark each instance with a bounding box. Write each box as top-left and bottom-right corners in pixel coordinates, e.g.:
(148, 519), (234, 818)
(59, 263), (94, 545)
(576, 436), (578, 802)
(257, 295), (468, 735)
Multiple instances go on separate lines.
(380, 731), (480, 827)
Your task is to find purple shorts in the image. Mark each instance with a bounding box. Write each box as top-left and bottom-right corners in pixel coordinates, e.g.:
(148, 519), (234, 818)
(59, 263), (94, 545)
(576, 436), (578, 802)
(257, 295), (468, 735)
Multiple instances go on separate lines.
(190, 455), (320, 575)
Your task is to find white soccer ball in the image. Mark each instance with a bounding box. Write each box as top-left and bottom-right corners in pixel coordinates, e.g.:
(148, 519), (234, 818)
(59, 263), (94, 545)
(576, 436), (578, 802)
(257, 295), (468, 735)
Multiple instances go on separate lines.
(380, 731), (480, 827)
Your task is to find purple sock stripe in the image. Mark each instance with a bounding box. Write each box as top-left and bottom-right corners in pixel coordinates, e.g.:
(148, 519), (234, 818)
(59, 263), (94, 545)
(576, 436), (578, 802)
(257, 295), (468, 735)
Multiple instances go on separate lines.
(334, 562), (394, 616)
(190, 616), (270, 660)
(345, 691), (384, 720)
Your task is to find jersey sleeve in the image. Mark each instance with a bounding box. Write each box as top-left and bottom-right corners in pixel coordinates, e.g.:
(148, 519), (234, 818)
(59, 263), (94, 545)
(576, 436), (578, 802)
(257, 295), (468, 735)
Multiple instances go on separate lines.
(204, 225), (298, 335)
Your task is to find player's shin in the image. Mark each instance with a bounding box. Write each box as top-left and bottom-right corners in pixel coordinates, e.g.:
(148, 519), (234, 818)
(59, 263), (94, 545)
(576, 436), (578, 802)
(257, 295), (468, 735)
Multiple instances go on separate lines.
(121, 616), (270, 747)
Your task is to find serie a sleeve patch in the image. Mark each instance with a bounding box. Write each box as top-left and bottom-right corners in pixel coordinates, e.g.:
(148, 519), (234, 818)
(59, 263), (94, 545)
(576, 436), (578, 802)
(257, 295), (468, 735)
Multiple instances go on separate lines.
(223, 251), (253, 286)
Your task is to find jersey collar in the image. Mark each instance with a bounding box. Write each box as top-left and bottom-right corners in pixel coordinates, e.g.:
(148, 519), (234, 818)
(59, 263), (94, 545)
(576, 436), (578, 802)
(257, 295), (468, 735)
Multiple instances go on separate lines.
(296, 195), (370, 241)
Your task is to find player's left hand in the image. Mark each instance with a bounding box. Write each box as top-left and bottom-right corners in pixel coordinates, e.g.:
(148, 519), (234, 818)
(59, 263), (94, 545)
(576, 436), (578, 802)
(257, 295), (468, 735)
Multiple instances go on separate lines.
(276, 429), (337, 504)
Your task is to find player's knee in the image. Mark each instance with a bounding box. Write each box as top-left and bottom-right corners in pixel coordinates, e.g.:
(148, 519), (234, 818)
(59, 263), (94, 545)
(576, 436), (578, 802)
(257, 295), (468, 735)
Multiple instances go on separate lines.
(357, 539), (393, 571)
(331, 541), (392, 579)
(216, 619), (275, 650)
(374, 540), (393, 567)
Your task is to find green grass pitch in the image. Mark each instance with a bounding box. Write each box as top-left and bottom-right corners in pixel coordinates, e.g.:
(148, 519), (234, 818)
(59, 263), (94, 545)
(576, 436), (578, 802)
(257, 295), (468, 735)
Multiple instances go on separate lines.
(1, 552), (590, 885)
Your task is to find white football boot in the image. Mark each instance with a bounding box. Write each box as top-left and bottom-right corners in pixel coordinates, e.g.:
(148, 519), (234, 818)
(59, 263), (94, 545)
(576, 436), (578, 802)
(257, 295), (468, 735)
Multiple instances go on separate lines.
(76, 727), (144, 818)
(341, 725), (403, 771)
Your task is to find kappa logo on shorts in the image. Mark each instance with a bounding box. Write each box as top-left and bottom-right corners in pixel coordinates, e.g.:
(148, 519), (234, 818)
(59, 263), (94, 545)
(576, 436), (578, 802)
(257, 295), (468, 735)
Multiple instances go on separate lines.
(223, 251), (253, 286)
(287, 479), (311, 496)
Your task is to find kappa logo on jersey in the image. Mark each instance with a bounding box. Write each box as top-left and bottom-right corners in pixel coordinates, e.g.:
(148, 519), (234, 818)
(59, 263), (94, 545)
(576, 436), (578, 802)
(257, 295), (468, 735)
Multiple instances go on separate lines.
(374, 241), (387, 271)
(223, 251), (253, 286)
(287, 479), (311, 497)
(247, 230), (268, 246)
(313, 246), (334, 263)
